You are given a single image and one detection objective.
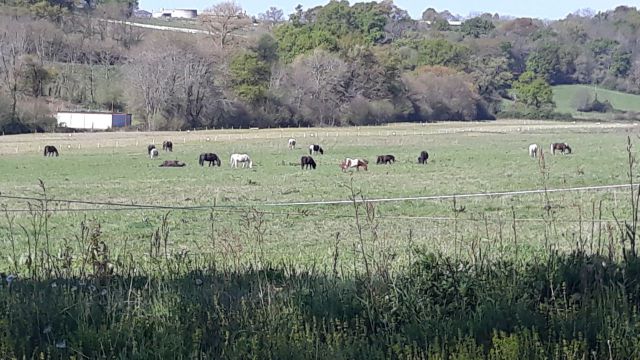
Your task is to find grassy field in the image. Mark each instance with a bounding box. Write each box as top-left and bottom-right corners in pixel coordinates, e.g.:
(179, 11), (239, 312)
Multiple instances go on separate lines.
(553, 84), (640, 117)
(4, 120), (640, 358)
(0, 120), (638, 269)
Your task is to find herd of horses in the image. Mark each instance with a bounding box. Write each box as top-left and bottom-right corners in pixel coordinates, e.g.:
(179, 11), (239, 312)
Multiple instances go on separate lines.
(41, 137), (573, 169)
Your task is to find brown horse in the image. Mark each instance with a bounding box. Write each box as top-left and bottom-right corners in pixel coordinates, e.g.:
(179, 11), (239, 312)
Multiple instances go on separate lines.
(159, 160), (186, 167)
(550, 143), (572, 155)
(341, 158), (368, 171)
(162, 141), (173, 152)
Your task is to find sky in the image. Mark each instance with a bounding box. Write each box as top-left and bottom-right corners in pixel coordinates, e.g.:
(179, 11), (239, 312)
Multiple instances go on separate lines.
(138, 0), (634, 20)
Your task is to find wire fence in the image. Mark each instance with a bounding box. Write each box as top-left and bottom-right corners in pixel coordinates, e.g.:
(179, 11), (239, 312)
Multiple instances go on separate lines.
(1, 121), (635, 155)
(0, 182), (633, 224)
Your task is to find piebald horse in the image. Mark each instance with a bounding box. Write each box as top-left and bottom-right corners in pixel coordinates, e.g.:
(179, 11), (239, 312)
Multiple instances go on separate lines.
(150, 148), (159, 159)
(309, 144), (324, 155)
(341, 158), (368, 171)
(230, 153), (252, 168)
(288, 138), (296, 150)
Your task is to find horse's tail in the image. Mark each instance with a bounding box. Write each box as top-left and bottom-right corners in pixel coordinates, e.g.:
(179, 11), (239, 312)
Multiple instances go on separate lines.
(43, 147), (47, 156)
(199, 154), (204, 166)
(550, 143), (554, 154)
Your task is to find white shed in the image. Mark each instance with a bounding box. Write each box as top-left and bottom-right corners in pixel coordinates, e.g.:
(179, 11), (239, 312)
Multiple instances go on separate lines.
(56, 112), (132, 130)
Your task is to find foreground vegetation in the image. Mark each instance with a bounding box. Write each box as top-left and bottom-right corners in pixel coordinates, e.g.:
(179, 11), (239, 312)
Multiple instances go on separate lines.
(4, 248), (640, 358)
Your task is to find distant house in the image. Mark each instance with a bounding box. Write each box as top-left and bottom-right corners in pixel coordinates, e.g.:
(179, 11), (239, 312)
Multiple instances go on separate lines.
(152, 8), (197, 19)
(133, 9), (152, 18)
(419, 19), (463, 27)
(56, 112), (132, 130)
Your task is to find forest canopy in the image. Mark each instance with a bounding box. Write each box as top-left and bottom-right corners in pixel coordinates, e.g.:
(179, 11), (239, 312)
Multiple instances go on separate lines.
(0, 0), (639, 132)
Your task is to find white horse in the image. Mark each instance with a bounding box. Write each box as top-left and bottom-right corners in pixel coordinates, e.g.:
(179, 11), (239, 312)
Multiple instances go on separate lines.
(149, 148), (159, 159)
(230, 153), (252, 168)
(288, 138), (296, 150)
(528, 144), (538, 158)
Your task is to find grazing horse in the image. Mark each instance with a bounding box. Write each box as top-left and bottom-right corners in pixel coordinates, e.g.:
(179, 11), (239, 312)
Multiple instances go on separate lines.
(529, 144), (539, 158)
(376, 155), (395, 164)
(300, 156), (316, 169)
(288, 138), (296, 150)
(199, 153), (221, 167)
(341, 158), (368, 171)
(309, 144), (324, 155)
(550, 142), (572, 155)
(159, 160), (186, 167)
(147, 144), (156, 155)
(149, 148), (159, 159)
(418, 151), (429, 164)
(230, 153), (252, 168)
(162, 141), (173, 152)
(43, 145), (59, 157)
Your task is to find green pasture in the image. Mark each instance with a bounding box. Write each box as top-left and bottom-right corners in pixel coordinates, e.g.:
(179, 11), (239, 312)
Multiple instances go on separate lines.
(0, 122), (638, 269)
(553, 84), (640, 117)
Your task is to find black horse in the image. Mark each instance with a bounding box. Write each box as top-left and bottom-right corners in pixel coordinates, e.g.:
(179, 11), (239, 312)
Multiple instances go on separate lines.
(147, 144), (156, 155)
(199, 153), (221, 167)
(418, 151), (429, 164)
(376, 155), (395, 164)
(163, 141), (173, 152)
(43, 145), (59, 157)
(309, 144), (324, 155)
(301, 156), (317, 169)
(159, 160), (186, 167)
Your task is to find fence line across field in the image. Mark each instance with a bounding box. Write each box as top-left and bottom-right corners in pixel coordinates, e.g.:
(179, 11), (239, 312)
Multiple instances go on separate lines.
(262, 183), (638, 207)
(0, 182), (635, 216)
(1, 121), (636, 154)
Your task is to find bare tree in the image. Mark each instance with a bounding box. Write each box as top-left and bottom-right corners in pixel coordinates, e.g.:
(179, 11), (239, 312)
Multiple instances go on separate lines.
(275, 49), (349, 126)
(127, 37), (221, 130)
(0, 25), (31, 122)
(258, 6), (284, 28)
(200, 1), (251, 49)
(403, 66), (481, 121)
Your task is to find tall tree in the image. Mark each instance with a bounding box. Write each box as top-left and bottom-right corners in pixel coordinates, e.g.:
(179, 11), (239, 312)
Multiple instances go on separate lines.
(200, 1), (251, 49)
(513, 71), (554, 109)
(258, 6), (284, 29)
(0, 26), (30, 123)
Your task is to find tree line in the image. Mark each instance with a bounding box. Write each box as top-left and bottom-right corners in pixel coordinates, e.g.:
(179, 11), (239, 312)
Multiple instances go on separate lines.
(0, 0), (639, 132)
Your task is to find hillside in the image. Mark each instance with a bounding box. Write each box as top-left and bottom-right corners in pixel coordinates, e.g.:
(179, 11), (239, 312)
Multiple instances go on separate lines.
(0, 1), (639, 132)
